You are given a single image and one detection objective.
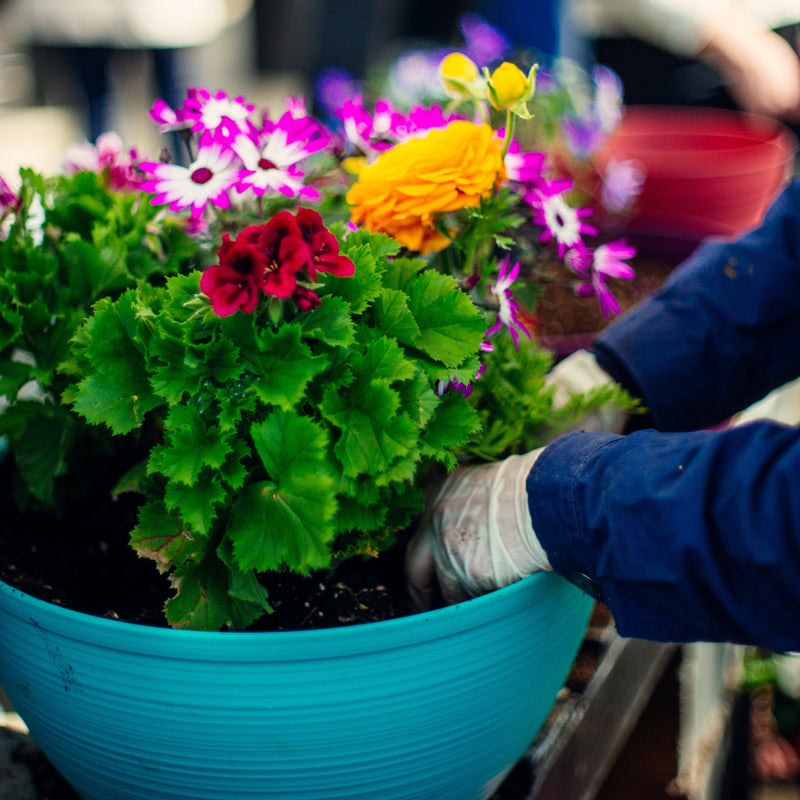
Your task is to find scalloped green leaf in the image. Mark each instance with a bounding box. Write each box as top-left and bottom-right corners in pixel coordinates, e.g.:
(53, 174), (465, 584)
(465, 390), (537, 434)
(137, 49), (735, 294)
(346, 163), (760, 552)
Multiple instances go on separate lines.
(247, 323), (328, 410)
(228, 410), (338, 573)
(371, 287), (421, 346)
(148, 405), (232, 486)
(71, 293), (161, 434)
(322, 381), (418, 478)
(164, 470), (227, 537)
(129, 501), (206, 573)
(299, 295), (355, 347)
(405, 270), (486, 367)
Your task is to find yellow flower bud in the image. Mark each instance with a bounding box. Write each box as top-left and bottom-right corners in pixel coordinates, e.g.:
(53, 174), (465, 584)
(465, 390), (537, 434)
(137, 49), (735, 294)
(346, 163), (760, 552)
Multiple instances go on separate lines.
(439, 52), (480, 98)
(484, 62), (537, 118)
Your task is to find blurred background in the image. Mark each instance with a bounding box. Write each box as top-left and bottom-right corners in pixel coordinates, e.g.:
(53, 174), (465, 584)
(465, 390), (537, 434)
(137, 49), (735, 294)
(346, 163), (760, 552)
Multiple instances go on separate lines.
(0, 0), (568, 177)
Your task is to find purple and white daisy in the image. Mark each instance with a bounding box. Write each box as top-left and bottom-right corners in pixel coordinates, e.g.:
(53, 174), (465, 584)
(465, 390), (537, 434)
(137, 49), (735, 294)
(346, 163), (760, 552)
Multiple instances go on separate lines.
(233, 111), (330, 199)
(502, 139), (545, 185)
(183, 88), (254, 136)
(591, 65), (624, 135)
(149, 98), (191, 134)
(566, 239), (636, 317)
(486, 257), (531, 347)
(139, 133), (241, 219)
(600, 157), (645, 214)
(61, 132), (142, 190)
(528, 181), (597, 259)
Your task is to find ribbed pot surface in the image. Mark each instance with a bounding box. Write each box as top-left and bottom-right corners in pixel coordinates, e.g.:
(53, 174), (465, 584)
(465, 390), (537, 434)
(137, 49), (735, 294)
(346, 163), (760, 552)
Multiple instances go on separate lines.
(0, 571), (592, 800)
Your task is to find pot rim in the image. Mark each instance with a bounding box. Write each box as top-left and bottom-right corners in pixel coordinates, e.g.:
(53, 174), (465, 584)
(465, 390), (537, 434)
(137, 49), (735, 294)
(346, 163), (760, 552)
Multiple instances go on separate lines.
(0, 570), (574, 659)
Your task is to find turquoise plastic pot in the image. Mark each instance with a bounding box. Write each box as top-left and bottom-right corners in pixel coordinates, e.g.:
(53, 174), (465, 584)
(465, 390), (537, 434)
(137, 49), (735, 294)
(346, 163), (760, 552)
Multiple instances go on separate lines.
(0, 572), (592, 800)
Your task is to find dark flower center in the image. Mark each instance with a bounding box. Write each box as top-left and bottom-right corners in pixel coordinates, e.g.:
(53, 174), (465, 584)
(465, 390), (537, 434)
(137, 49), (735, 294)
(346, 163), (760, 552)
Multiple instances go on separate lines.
(191, 167), (214, 184)
(258, 158), (278, 171)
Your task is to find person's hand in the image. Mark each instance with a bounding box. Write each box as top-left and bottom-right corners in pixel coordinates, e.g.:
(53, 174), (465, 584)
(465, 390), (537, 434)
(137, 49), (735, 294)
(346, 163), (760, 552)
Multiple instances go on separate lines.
(699, 14), (800, 121)
(545, 349), (629, 435)
(405, 450), (551, 610)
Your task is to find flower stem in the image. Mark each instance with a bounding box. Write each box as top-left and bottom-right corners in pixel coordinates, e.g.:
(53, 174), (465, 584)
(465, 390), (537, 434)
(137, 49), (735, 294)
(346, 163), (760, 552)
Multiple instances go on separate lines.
(500, 110), (515, 159)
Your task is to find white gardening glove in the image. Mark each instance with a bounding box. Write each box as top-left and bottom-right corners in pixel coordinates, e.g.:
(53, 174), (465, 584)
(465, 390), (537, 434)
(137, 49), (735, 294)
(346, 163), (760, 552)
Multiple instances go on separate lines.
(546, 349), (629, 435)
(406, 449), (551, 610)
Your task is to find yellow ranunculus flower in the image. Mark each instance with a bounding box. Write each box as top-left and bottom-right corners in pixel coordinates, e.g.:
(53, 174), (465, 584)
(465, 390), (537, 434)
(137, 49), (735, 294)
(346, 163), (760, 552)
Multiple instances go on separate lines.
(485, 62), (537, 118)
(439, 52), (481, 100)
(346, 121), (506, 255)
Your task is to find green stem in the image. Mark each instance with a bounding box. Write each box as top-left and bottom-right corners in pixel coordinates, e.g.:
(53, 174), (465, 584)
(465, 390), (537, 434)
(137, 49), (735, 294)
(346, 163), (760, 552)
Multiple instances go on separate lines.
(500, 110), (515, 159)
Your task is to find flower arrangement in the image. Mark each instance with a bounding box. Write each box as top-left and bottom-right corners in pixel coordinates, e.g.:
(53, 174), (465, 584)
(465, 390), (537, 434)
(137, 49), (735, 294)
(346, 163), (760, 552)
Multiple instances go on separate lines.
(0, 18), (639, 630)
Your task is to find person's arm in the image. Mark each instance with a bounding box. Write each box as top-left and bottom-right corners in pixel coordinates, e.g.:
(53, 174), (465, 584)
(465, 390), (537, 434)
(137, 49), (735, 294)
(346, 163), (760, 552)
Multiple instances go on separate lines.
(594, 179), (800, 432)
(530, 421), (800, 651)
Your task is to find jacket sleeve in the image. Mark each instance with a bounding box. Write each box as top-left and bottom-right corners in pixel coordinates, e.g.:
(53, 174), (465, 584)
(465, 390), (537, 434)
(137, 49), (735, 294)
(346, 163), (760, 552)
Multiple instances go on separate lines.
(528, 422), (800, 650)
(593, 178), (800, 432)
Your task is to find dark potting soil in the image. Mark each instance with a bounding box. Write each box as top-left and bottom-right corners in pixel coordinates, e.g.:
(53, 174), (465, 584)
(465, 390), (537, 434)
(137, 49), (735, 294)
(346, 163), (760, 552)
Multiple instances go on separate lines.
(0, 457), (416, 632)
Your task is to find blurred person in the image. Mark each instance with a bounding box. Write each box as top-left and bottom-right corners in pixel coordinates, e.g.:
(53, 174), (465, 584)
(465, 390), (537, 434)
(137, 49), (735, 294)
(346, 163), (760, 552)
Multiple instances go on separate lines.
(407, 177), (800, 653)
(4, 0), (251, 141)
(562, 0), (800, 124)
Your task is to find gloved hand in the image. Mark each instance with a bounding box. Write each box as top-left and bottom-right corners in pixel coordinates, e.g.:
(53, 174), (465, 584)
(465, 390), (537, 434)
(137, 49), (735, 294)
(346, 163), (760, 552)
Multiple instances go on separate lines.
(546, 349), (629, 435)
(406, 449), (551, 610)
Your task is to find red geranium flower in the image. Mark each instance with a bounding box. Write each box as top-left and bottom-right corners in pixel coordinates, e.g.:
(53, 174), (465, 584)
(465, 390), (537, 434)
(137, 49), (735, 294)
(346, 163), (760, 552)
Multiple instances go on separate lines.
(292, 286), (322, 312)
(296, 207), (355, 279)
(260, 210), (311, 297)
(200, 263), (262, 317)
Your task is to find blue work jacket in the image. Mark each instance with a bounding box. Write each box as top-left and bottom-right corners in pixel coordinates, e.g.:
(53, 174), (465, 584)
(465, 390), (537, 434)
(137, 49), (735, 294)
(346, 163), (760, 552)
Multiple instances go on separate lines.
(528, 179), (800, 650)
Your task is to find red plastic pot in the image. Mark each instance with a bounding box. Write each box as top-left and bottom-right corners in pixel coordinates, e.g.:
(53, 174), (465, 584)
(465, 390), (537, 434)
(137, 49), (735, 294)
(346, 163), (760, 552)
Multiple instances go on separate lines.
(594, 107), (797, 238)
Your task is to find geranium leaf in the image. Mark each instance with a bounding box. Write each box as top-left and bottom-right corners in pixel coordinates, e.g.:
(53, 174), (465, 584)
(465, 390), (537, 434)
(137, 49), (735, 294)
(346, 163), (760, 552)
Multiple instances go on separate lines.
(130, 501), (206, 573)
(405, 270), (486, 367)
(229, 480), (337, 574)
(228, 410), (338, 573)
(164, 470), (227, 537)
(320, 243), (382, 313)
(422, 391), (482, 454)
(322, 381), (418, 477)
(247, 324), (329, 410)
(299, 295), (355, 347)
(372, 288), (421, 345)
(350, 336), (416, 384)
(148, 405), (232, 486)
(165, 553), (258, 631)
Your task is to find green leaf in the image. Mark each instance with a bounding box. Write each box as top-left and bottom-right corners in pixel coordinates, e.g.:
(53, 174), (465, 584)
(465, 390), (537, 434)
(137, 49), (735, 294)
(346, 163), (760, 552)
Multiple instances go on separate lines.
(299, 295), (355, 347)
(164, 470), (227, 537)
(371, 288), (421, 345)
(405, 270), (486, 367)
(422, 391), (482, 455)
(71, 292), (161, 434)
(247, 324), (328, 410)
(322, 381), (418, 477)
(320, 243), (383, 313)
(129, 501), (206, 573)
(228, 479), (337, 574)
(11, 409), (75, 504)
(165, 552), (253, 630)
(350, 336), (416, 384)
(228, 410), (338, 573)
(148, 405), (232, 486)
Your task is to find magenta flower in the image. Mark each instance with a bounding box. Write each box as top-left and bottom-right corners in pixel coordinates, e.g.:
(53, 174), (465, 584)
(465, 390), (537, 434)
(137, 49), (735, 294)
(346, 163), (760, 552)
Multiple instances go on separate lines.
(183, 88), (254, 136)
(436, 340), (494, 398)
(601, 158), (645, 214)
(502, 140), (545, 185)
(233, 111), (330, 199)
(528, 180), (597, 258)
(61, 132), (142, 190)
(139, 133), (241, 218)
(149, 98), (191, 134)
(485, 257), (531, 346)
(565, 239), (635, 317)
